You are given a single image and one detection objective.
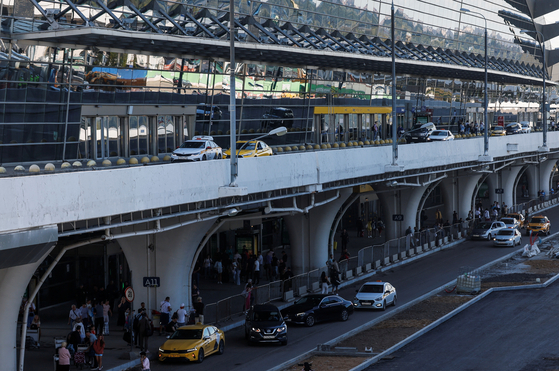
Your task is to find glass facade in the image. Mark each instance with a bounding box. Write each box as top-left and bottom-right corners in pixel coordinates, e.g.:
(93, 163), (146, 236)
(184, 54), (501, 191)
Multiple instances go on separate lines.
(0, 0), (555, 164)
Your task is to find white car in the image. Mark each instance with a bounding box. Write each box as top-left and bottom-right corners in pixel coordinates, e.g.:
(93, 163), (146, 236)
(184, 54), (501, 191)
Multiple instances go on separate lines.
(171, 136), (222, 162)
(471, 221), (507, 240)
(500, 217), (520, 230)
(353, 281), (396, 310)
(493, 228), (522, 247)
(428, 130), (454, 141)
(519, 121), (532, 134)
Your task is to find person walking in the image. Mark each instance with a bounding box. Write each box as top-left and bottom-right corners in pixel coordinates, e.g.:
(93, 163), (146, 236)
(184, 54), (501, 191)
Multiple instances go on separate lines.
(214, 258), (223, 284)
(253, 257), (261, 285)
(159, 297), (172, 336)
(243, 281), (252, 312)
(320, 271), (330, 294)
(366, 220), (373, 238)
(68, 305), (80, 330)
(176, 304), (187, 327)
(92, 334), (105, 370)
(94, 301), (104, 335)
(193, 297), (205, 324)
(57, 342), (71, 371)
(341, 229), (349, 250)
(138, 312), (152, 353)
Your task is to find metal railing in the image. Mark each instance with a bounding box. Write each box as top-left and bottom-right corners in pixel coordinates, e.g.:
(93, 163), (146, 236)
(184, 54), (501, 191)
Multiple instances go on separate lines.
(205, 197), (554, 326)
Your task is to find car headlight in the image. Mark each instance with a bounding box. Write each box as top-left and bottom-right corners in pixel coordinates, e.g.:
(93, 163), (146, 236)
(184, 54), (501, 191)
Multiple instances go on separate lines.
(186, 347), (197, 352)
(251, 328), (261, 332)
(374, 297), (383, 302)
(278, 326), (286, 332)
(296, 312), (306, 317)
(159, 348), (165, 353)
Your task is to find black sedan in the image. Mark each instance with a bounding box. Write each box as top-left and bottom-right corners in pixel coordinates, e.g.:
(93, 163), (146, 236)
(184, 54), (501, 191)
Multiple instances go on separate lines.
(280, 294), (354, 327)
(505, 122), (522, 135)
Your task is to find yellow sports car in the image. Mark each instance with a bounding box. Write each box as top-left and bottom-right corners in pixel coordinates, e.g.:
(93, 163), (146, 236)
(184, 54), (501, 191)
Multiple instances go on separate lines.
(158, 324), (225, 363)
(526, 215), (551, 236)
(224, 140), (273, 158)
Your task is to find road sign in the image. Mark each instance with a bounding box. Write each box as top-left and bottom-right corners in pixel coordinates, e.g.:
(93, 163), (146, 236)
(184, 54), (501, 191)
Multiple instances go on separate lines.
(124, 286), (135, 302)
(495, 188), (504, 194)
(498, 116), (504, 126)
(143, 277), (161, 287)
(392, 214), (404, 222)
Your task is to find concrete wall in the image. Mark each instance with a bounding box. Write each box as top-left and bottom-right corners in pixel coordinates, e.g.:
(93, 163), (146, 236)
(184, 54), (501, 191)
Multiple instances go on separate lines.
(0, 133), (553, 234)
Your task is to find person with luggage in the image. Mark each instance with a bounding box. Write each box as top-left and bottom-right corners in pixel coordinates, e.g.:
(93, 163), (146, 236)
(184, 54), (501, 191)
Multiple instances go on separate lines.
(57, 342), (71, 371)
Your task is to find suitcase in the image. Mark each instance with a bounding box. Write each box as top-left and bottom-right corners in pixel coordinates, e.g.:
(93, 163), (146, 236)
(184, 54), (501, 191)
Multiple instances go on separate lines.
(74, 351), (86, 369)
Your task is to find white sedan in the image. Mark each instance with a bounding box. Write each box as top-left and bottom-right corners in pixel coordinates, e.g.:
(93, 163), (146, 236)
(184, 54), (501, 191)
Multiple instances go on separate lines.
(353, 281), (396, 310)
(493, 228), (522, 247)
(428, 130), (454, 141)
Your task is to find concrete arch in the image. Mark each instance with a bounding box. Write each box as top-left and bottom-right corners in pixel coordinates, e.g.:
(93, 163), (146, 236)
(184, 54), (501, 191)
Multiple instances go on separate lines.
(117, 217), (216, 312)
(456, 172), (484, 219)
(539, 159), (559, 195)
(501, 165), (525, 208)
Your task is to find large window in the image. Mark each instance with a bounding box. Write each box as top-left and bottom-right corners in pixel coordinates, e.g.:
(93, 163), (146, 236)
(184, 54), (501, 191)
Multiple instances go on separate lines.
(129, 115), (149, 155)
(157, 115), (175, 153)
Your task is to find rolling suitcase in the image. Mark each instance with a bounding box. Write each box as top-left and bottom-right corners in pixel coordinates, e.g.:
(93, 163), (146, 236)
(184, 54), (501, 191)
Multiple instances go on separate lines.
(74, 350), (86, 369)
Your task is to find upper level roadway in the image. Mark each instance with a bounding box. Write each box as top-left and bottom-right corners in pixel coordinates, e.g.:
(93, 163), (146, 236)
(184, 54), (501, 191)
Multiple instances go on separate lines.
(1, 132), (556, 236)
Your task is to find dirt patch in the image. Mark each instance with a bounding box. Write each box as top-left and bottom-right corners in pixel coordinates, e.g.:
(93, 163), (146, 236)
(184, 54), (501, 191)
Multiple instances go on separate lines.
(284, 253), (559, 371)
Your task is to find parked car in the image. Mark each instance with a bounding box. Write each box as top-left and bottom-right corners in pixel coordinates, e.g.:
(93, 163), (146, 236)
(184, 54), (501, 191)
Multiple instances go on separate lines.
(471, 221), (507, 240)
(519, 121), (532, 133)
(490, 126), (506, 136)
(196, 104), (222, 123)
(493, 228), (522, 247)
(245, 304), (287, 345)
(500, 217), (520, 230)
(261, 107), (294, 131)
(281, 294), (353, 327)
(505, 122), (522, 135)
(404, 122), (437, 143)
(171, 136), (222, 162)
(353, 281), (397, 310)
(158, 324), (225, 363)
(427, 130), (454, 141)
(223, 140), (273, 158)
(505, 213), (526, 228)
(526, 215), (551, 236)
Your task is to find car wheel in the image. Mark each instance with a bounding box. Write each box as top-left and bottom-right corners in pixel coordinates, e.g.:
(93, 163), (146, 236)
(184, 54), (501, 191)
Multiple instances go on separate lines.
(202, 155), (207, 161)
(197, 348), (204, 363)
(382, 300), (387, 311)
(217, 153), (222, 159)
(340, 309), (349, 322)
(392, 295), (397, 306)
(218, 340), (224, 355)
(487, 234), (491, 241)
(305, 315), (315, 327)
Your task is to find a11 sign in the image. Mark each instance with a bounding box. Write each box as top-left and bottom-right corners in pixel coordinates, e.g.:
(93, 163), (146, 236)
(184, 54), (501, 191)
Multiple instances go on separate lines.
(143, 277), (160, 287)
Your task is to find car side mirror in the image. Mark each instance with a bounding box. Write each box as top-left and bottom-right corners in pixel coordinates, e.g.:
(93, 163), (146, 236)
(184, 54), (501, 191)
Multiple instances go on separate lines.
(206, 146), (211, 150)
(320, 304), (326, 308)
(203, 336), (210, 340)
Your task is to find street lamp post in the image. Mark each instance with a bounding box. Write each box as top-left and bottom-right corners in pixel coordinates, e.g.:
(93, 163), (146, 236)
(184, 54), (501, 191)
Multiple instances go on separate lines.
(391, 0), (398, 166)
(460, 8), (490, 160)
(521, 29), (547, 151)
(229, 0), (238, 186)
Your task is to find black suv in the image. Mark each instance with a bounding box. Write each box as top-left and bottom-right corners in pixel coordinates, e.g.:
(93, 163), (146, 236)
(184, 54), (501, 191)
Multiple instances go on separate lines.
(261, 107), (294, 131)
(245, 304), (288, 345)
(196, 104), (222, 123)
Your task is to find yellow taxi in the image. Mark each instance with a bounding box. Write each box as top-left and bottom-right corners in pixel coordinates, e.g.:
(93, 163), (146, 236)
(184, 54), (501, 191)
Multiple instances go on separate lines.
(224, 140), (273, 158)
(490, 126), (506, 136)
(505, 212), (525, 228)
(158, 324), (225, 363)
(526, 215), (551, 236)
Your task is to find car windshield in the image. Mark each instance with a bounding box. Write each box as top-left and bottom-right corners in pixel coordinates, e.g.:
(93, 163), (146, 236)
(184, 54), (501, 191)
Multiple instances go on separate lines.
(237, 142), (256, 150)
(253, 310), (281, 321)
(474, 223), (492, 229)
(359, 284), (383, 293)
(531, 217), (546, 224)
(431, 131), (444, 136)
(179, 141), (204, 149)
(169, 329), (203, 340)
(497, 230), (514, 236)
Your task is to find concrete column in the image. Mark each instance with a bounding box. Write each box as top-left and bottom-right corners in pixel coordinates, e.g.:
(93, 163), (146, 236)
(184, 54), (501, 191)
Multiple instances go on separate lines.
(484, 173), (498, 206)
(525, 165), (538, 199)
(282, 189), (351, 275)
(439, 177), (455, 225)
(501, 165), (524, 208)
(457, 173), (483, 219)
(539, 159), (558, 195)
(116, 218), (215, 312)
(381, 185), (428, 240)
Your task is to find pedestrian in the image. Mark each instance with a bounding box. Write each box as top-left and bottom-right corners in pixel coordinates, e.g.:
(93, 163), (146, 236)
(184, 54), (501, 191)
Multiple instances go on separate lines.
(330, 270), (340, 294)
(192, 260), (201, 288)
(85, 329), (98, 368)
(320, 271), (330, 294)
(57, 342), (71, 371)
(253, 256), (261, 285)
(341, 229), (349, 250)
(138, 312), (152, 353)
(116, 297), (129, 330)
(203, 255), (212, 279)
(103, 300), (112, 335)
(140, 351), (150, 371)
(30, 314), (41, 342)
(193, 297), (205, 324)
(191, 284), (200, 304)
(92, 334), (105, 370)
(159, 297), (172, 335)
(356, 218), (364, 237)
(79, 302), (90, 329)
(435, 209), (442, 225)
(377, 218), (385, 237)
(214, 258), (223, 284)
(366, 220), (373, 238)
(405, 226), (414, 247)
(94, 301), (104, 335)
(176, 304), (187, 327)
(484, 208), (490, 221)
(243, 280), (252, 312)
(68, 304), (80, 330)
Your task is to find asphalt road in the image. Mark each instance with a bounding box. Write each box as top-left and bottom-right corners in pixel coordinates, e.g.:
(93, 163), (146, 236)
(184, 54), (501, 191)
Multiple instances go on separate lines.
(150, 205), (559, 371)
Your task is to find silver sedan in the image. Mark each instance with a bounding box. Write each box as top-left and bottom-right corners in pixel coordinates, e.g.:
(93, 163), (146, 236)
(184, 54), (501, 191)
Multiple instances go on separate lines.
(493, 228), (522, 247)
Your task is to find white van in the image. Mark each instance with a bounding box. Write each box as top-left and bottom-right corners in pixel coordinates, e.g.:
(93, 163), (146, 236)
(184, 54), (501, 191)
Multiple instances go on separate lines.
(519, 121), (532, 133)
